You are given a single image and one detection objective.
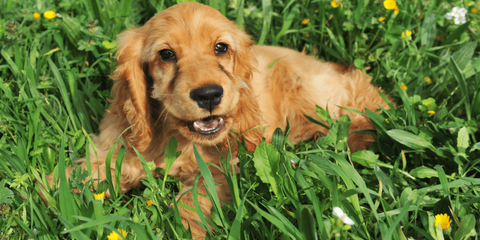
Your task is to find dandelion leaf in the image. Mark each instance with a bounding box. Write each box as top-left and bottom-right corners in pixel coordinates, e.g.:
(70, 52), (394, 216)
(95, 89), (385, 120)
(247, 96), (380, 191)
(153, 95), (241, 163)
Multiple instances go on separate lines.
(252, 142), (283, 199)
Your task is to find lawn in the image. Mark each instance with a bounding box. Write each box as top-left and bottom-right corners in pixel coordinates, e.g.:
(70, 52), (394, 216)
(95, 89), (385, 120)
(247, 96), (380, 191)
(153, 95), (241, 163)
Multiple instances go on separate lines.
(1, 0), (480, 239)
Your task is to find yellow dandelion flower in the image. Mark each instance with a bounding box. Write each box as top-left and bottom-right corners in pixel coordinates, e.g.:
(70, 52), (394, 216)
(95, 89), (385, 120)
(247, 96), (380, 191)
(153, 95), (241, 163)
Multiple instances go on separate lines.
(379, 16), (386, 22)
(93, 192), (105, 200)
(472, 7), (479, 13)
(435, 214), (452, 230)
(107, 229), (128, 240)
(331, 0), (340, 8)
(383, 0), (398, 10)
(43, 10), (56, 20)
(428, 110), (435, 114)
(302, 18), (310, 25)
(394, 5), (400, 14)
(33, 12), (40, 20)
(402, 30), (412, 39)
(385, 118), (390, 123)
(424, 76), (432, 84)
(400, 83), (407, 90)
(146, 199), (153, 207)
(55, 23), (58, 26)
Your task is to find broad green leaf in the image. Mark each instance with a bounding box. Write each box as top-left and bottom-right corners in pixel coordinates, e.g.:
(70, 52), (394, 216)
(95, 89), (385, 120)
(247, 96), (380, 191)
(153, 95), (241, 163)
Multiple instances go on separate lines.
(421, 98), (437, 110)
(435, 165), (450, 198)
(351, 150), (378, 168)
(164, 136), (178, 175)
(299, 207), (318, 240)
(421, 13), (436, 48)
(60, 15), (84, 46)
(101, 40), (116, 49)
(410, 166), (438, 179)
(354, 58), (365, 69)
(251, 142), (282, 198)
(163, 137), (179, 196)
(457, 127), (469, 154)
(387, 129), (435, 151)
(271, 128), (285, 151)
(451, 41), (477, 71)
(453, 214), (476, 240)
(0, 181), (14, 205)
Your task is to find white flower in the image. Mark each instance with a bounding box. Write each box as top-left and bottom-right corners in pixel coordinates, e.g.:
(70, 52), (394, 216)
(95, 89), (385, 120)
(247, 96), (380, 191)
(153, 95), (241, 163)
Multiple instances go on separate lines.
(452, 6), (461, 15)
(454, 15), (467, 24)
(447, 7), (468, 25)
(446, 12), (454, 20)
(332, 207), (355, 225)
(33, 228), (37, 235)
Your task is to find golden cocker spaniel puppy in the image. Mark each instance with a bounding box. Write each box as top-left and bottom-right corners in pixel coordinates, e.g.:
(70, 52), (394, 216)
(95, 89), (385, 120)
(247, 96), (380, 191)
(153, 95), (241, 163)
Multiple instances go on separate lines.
(47, 2), (390, 238)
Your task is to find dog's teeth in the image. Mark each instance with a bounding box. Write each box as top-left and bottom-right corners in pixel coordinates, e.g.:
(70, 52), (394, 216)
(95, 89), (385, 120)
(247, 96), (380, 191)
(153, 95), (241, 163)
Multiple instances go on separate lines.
(193, 122), (200, 128)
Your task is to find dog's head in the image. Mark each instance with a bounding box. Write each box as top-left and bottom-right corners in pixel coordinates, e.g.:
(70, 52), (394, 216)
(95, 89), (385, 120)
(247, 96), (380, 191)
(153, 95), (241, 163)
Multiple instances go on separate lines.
(112, 2), (262, 152)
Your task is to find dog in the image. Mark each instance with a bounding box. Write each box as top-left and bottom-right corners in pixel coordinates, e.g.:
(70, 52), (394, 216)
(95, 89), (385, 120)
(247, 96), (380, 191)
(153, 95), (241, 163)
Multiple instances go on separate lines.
(46, 2), (390, 238)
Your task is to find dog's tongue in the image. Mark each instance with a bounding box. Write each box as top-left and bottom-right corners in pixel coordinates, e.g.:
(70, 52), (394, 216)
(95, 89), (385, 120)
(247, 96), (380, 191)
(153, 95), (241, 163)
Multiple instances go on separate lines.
(193, 116), (223, 131)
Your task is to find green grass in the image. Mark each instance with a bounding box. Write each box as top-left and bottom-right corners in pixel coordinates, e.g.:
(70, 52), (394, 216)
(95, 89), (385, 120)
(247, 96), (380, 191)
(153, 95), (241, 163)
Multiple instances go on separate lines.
(1, 0), (480, 239)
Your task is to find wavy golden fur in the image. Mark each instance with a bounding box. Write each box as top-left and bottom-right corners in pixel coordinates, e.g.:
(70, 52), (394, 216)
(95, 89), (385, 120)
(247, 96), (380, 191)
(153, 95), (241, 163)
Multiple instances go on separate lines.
(47, 2), (391, 238)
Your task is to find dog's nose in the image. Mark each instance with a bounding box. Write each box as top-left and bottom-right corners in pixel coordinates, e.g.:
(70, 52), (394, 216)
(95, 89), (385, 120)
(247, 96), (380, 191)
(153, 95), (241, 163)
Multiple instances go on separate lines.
(190, 85), (224, 112)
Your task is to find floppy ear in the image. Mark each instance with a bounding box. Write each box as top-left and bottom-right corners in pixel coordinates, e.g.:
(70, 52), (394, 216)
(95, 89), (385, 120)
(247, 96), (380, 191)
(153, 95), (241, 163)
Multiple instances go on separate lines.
(232, 29), (257, 82)
(228, 88), (263, 152)
(111, 27), (153, 152)
(226, 28), (263, 152)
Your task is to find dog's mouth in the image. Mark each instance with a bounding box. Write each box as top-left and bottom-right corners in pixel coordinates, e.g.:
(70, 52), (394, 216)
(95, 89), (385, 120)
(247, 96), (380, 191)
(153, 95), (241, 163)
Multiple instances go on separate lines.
(188, 116), (225, 135)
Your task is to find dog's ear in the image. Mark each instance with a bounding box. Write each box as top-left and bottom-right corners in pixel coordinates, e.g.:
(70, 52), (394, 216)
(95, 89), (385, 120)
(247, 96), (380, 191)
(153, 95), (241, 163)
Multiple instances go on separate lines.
(111, 27), (152, 152)
(232, 29), (257, 84)
(227, 88), (263, 152)
(225, 28), (263, 152)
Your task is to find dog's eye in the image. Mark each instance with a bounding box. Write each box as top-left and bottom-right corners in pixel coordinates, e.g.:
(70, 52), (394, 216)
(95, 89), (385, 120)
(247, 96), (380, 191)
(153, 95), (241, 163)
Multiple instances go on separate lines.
(215, 43), (228, 54)
(159, 49), (176, 61)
